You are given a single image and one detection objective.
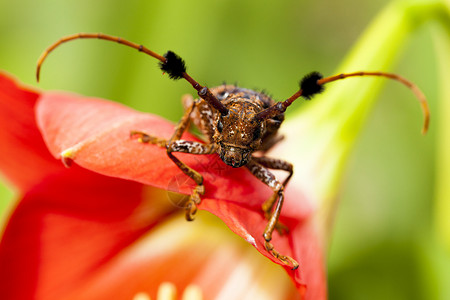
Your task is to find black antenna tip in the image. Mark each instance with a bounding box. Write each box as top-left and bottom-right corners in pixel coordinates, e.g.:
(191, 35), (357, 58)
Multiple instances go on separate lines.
(300, 71), (324, 99)
(159, 51), (187, 80)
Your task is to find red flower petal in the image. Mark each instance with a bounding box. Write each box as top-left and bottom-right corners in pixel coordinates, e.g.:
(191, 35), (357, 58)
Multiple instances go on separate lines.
(0, 73), (63, 191)
(35, 91), (326, 296)
(0, 165), (178, 300)
(0, 166), (299, 299)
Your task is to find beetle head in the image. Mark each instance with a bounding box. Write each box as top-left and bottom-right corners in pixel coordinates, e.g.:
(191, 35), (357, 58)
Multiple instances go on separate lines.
(213, 99), (265, 168)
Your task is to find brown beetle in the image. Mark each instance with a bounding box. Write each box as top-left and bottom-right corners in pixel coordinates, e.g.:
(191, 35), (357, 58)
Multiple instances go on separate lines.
(37, 33), (430, 270)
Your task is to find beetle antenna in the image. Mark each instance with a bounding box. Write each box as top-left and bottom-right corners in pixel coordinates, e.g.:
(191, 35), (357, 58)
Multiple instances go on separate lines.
(36, 33), (229, 115)
(255, 71), (430, 134)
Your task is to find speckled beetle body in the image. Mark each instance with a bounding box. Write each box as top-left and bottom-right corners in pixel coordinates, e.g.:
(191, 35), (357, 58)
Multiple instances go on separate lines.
(188, 85), (284, 168)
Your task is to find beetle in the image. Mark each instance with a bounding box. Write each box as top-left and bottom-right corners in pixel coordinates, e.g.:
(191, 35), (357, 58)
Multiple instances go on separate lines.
(36, 33), (430, 270)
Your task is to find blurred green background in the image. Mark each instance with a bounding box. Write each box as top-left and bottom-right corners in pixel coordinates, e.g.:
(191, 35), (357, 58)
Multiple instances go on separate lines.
(0, 0), (447, 299)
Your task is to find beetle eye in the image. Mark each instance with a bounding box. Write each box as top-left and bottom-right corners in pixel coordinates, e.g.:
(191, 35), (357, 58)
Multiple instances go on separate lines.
(217, 120), (223, 133)
(252, 126), (261, 140)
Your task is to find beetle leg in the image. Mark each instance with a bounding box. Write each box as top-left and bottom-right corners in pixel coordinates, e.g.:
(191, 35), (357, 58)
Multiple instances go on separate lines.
(246, 158), (299, 270)
(130, 95), (197, 146)
(169, 95), (196, 141)
(129, 131), (167, 146)
(166, 141), (218, 220)
(131, 99), (218, 220)
(131, 132), (217, 220)
(251, 156), (293, 234)
(131, 134), (218, 220)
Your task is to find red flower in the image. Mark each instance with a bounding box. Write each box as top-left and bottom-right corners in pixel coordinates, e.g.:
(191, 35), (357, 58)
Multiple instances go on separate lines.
(0, 72), (326, 299)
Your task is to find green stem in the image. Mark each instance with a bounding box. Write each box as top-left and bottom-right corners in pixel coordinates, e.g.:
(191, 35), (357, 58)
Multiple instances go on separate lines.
(433, 1), (450, 253)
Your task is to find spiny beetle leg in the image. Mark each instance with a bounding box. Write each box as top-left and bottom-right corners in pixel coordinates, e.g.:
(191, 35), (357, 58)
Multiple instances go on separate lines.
(130, 131), (167, 147)
(166, 141), (218, 220)
(170, 96), (196, 141)
(132, 98), (213, 220)
(252, 156), (293, 235)
(246, 158), (299, 270)
(166, 150), (204, 220)
(265, 240), (299, 270)
(184, 184), (205, 221)
(131, 130), (213, 220)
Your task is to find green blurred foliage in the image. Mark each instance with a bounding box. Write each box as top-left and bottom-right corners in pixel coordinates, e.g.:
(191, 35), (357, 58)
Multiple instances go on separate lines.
(0, 0), (446, 299)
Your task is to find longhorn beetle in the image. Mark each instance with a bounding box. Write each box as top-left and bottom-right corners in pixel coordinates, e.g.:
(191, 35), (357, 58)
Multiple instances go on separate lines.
(36, 33), (430, 270)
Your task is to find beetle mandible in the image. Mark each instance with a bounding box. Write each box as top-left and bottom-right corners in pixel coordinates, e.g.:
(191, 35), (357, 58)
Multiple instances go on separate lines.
(36, 33), (430, 270)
